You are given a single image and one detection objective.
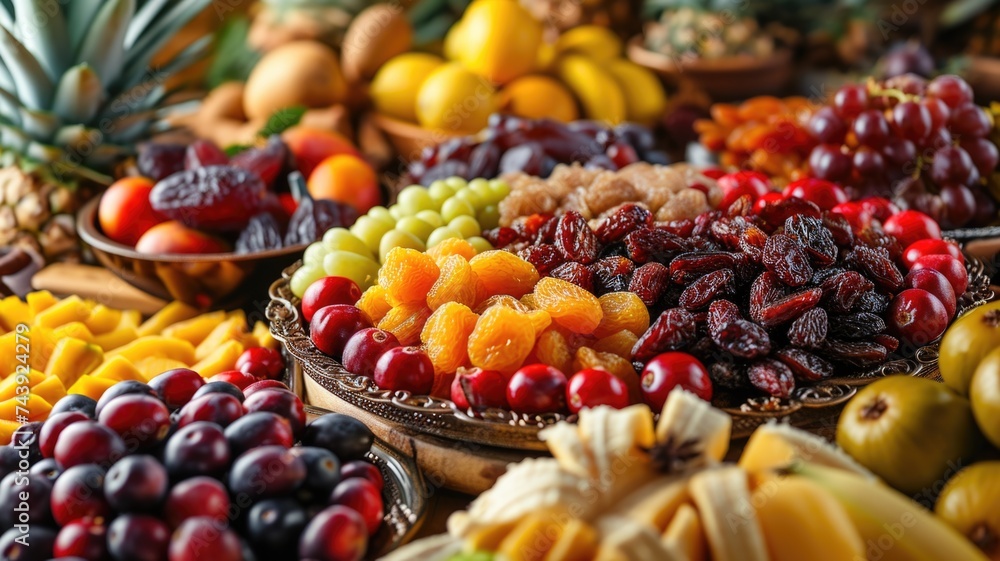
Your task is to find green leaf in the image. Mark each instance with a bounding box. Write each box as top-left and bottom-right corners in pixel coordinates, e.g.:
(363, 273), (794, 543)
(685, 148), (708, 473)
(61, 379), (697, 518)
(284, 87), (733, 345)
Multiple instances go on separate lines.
(258, 106), (306, 138)
(17, 107), (59, 140)
(0, 25), (51, 110)
(224, 143), (252, 157)
(76, 0), (135, 88)
(67, 0), (104, 49)
(12, 0), (70, 80)
(124, 0), (170, 48)
(206, 15), (260, 89)
(0, 86), (21, 125)
(122, 0), (210, 78)
(53, 64), (105, 123)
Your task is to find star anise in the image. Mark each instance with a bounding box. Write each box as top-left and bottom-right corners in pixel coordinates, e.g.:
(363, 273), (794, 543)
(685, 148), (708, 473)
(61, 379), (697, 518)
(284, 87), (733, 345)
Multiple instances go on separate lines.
(646, 435), (703, 474)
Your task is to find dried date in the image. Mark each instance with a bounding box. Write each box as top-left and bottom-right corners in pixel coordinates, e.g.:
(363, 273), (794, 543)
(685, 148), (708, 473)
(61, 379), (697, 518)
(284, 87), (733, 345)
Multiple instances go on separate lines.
(632, 308), (698, 362)
(595, 203), (652, 244)
(713, 320), (772, 359)
(629, 263), (670, 306)
(625, 228), (689, 264)
(748, 359), (796, 398)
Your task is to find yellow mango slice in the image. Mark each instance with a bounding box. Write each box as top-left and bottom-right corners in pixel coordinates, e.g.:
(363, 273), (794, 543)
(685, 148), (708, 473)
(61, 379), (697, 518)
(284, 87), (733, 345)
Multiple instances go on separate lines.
(34, 295), (94, 328)
(0, 393), (52, 422)
(497, 512), (564, 561)
(92, 326), (138, 352)
(137, 302), (200, 338)
(465, 521), (517, 553)
(67, 375), (117, 402)
(52, 322), (94, 343)
(191, 340), (245, 377)
(108, 336), (195, 366)
(546, 519), (599, 561)
(195, 316), (253, 362)
(91, 356), (144, 382)
(84, 305), (123, 335)
(161, 311), (226, 346)
(121, 309), (142, 328)
(0, 327), (59, 373)
(0, 369), (46, 401)
(0, 296), (30, 332)
(0, 419), (20, 444)
(45, 338), (104, 388)
(31, 376), (66, 405)
(134, 357), (189, 381)
(252, 321), (278, 350)
(26, 290), (58, 318)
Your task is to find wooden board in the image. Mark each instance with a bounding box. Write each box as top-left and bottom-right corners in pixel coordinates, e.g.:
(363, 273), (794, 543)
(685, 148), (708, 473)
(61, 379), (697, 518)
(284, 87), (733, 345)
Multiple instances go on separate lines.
(32, 263), (167, 314)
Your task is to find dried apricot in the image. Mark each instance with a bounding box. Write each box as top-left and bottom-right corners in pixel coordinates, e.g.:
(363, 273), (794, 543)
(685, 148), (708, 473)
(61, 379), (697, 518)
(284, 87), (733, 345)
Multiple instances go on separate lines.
(593, 292), (650, 339)
(573, 347), (640, 404)
(593, 330), (639, 359)
(475, 294), (530, 314)
(378, 248), (440, 305)
(356, 285), (391, 324)
(377, 303), (432, 346)
(467, 306), (536, 374)
(525, 309), (552, 334)
(469, 250), (540, 299)
(427, 255), (478, 310)
(421, 303), (479, 383)
(534, 328), (574, 375)
(426, 237), (477, 264)
(520, 293), (539, 309)
(532, 277), (603, 334)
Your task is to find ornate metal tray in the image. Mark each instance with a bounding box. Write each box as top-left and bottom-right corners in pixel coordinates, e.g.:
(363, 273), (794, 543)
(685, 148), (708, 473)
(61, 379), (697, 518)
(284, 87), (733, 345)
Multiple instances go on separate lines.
(270, 257), (994, 449)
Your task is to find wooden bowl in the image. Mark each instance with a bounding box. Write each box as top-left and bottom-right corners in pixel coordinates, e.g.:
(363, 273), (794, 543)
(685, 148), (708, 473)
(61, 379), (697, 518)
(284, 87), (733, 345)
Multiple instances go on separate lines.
(627, 36), (793, 101)
(77, 197), (306, 308)
(370, 113), (463, 163)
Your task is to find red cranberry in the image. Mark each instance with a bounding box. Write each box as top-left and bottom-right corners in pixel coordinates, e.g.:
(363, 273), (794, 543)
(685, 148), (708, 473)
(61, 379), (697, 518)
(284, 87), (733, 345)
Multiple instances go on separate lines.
(298, 505), (368, 561)
(176, 393), (244, 428)
(0, 472), (53, 528)
(235, 347), (285, 380)
(782, 178), (848, 210)
(301, 414), (373, 462)
(905, 268), (957, 319)
(830, 202), (872, 233)
(342, 328), (400, 378)
(328, 478), (383, 536)
(243, 388), (306, 435)
(207, 370), (257, 390)
(148, 369), (205, 411)
(243, 379), (290, 397)
(168, 517), (243, 561)
(54, 421), (126, 468)
(910, 254), (968, 296)
(450, 367), (508, 411)
(506, 364), (568, 414)
(163, 421), (230, 479)
(98, 394), (171, 451)
(888, 288), (950, 346)
(104, 454), (168, 513)
(302, 277), (363, 322)
(566, 369), (630, 413)
(108, 514), (170, 561)
(224, 411), (295, 454)
(339, 460), (384, 492)
(191, 381), (245, 403)
(39, 411), (88, 458)
(373, 346), (434, 394)
(858, 197), (900, 222)
(902, 239), (964, 270)
(752, 192), (784, 214)
(640, 352), (713, 411)
(54, 519), (107, 560)
(50, 465), (110, 526)
(164, 476), (230, 529)
(717, 171), (771, 208)
(94, 380), (157, 418)
(228, 445), (307, 501)
(310, 305), (372, 359)
(883, 210), (941, 249)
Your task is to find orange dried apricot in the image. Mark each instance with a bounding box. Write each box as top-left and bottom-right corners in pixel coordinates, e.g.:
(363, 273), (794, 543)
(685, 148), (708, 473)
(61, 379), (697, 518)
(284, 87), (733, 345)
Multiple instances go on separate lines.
(377, 303), (432, 346)
(469, 250), (539, 299)
(475, 294), (529, 314)
(534, 328), (573, 375)
(593, 329), (639, 359)
(427, 255), (478, 310)
(467, 306), (535, 374)
(426, 237), (477, 264)
(378, 248), (440, 306)
(593, 292), (650, 339)
(525, 309), (552, 335)
(520, 293), (539, 309)
(532, 277), (603, 334)
(421, 302), (479, 386)
(356, 285), (391, 324)
(573, 347), (641, 404)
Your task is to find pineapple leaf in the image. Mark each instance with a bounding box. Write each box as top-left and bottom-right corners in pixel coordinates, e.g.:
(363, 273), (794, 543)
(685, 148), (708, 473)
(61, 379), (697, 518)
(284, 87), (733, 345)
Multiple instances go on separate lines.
(124, 0), (171, 48)
(0, 2), (13, 38)
(0, 25), (51, 110)
(157, 34), (213, 77)
(0, 58), (13, 93)
(53, 64), (105, 124)
(0, 85), (20, 125)
(122, 0), (210, 75)
(67, 0), (104, 49)
(12, 0), (70, 80)
(25, 139), (62, 162)
(76, 0), (135, 89)
(17, 107), (59, 140)
(0, 123), (29, 151)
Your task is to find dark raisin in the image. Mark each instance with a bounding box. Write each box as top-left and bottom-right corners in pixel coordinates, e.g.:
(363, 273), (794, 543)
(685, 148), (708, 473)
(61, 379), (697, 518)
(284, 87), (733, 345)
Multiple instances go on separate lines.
(762, 234), (813, 287)
(629, 263), (670, 306)
(784, 215), (838, 267)
(483, 227), (519, 248)
(858, 224), (903, 261)
(738, 226), (768, 263)
(597, 241), (629, 260)
(846, 246), (904, 292)
(707, 300), (742, 336)
(549, 262), (594, 292)
(748, 359), (796, 398)
(679, 269), (735, 310)
(749, 272), (786, 318)
(657, 219), (695, 237)
(774, 347), (834, 381)
(669, 252), (737, 284)
(709, 361), (749, 391)
(818, 340), (888, 367)
(590, 256), (635, 295)
(632, 308), (698, 362)
(692, 211), (723, 237)
(625, 228), (689, 264)
(536, 216), (560, 244)
(757, 197), (821, 231)
(752, 288), (823, 328)
(554, 211), (599, 264)
(853, 290), (890, 314)
(811, 267), (847, 286)
(236, 213), (283, 253)
(787, 308), (827, 348)
(713, 320), (771, 359)
(517, 244), (566, 276)
(709, 217), (750, 249)
(828, 312), (887, 340)
(595, 203), (653, 244)
(820, 271), (875, 313)
(822, 211), (854, 247)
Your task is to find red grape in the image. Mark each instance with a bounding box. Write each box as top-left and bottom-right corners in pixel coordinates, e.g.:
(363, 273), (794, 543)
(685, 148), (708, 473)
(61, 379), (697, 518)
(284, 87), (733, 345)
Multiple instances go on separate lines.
(927, 75), (974, 108)
(834, 84), (870, 118)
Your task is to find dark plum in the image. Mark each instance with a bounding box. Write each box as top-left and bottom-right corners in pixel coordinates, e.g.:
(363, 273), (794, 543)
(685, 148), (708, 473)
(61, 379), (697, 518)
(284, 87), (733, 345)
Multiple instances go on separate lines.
(28, 458), (62, 482)
(50, 465), (109, 526)
(242, 389), (306, 435)
(53, 421), (125, 468)
(108, 514), (170, 561)
(98, 394), (171, 451)
(191, 380), (245, 403)
(163, 476), (230, 529)
(289, 446), (341, 500)
(247, 498), (309, 554)
(0, 447), (19, 480)
(39, 411), (89, 458)
(0, 525), (55, 561)
(0, 472), (53, 528)
(328, 478), (383, 535)
(175, 393), (243, 428)
(163, 422), (230, 480)
(104, 455), (168, 513)
(148, 369), (204, 411)
(340, 460), (384, 492)
(53, 519), (107, 560)
(228, 445), (306, 500)
(49, 394), (97, 419)
(9, 422), (42, 464)
(168, 517), (243, 561)
(298, 505), (367, 561)
(301, 414), (373, 462)
(94, 381), (157, 418)
(224, 412), (294, 455)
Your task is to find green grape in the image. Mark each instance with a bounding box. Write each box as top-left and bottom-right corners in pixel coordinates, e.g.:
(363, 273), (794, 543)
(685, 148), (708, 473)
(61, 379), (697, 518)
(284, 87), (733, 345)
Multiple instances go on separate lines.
(397, 185), (436, 214)
(388, 204), (407, 221)
(488, 179), (511, 201)
(477, 205), (500, 230)
(395, 216), (435, 242)
(448, 215), (482, 239)
(350, 215), (394, 253)
(415, 209), (444, 228)
(466, 236), (494, 254)
(454, 188), (486, 210)
(302, 242), (328, 267)
(323, 251), (381, 290)
(427, 181), (456, 207)
(441, 197), (476, 222)
(366, 206), (395, 225)
(445, 176), (468, 190)
(379, 229), (426, 263)
(426, 226), (462, 248)
(290, 265), (326, 297)
(322, 228), (372, 257)
(468, 178), (494, 203)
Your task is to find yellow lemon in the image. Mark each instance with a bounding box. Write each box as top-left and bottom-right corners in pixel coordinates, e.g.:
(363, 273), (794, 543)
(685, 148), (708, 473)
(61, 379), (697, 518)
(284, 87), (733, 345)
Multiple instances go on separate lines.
(456, 0), (543, 84)
(498, 75), (579, 122)
(416, 62), (497, 132)
(370, 53), (445, 122)
(554, 25), (623, 61)
(604, 59), (667, 125)
(444, 18), (465, 61)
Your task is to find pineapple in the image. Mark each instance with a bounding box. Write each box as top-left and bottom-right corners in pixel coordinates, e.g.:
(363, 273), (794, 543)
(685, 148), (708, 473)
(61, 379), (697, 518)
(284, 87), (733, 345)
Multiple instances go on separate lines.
(0, 0), (212, 262)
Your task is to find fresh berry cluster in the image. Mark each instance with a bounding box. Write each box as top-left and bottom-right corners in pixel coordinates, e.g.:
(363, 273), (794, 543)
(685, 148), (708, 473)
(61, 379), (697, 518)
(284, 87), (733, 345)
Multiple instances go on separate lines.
(0, 370), (383, 561)
(404, 115), (670, 185)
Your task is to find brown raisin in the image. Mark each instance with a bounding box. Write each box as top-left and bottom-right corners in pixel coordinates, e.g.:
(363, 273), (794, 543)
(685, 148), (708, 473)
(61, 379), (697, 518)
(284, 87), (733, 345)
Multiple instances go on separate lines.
(738, 226), (768, 263)
(752, 288), (823, 328)
(828, 312), (887, 340)
(709, 216), (750, 249)
(756, 197), (821, 231)
(819, 340), (888, 367)
(669, 252), (738, 284)
(858, 223), (903, 261)
(590, 256), (635, 295)
(846, 246), (904, 292)
(763, 234), (813, 287)
(874, 333), (900, 353)
(748, 359), (796, 398)
(536, 216), (559, 244)
(774, 347), (834, 381)
(820, 271), (874, 313)
(726, 194), (754, 217)
(554, 211), (599, 264)
(713, 320), (772, 359)
(784, 215), (838, 267)
(822, 211), (854, 247)
(484, 227), (519, 248)
(595, 203), (653, 244)
(657, 219), (695, 237)
(632, 308), (698, 362)
(549, 262), (594, 292)
(787, 308), (827, 348)
(625, 228), (689, 264)
(629, 263), (670, 306)
(749, 272), (786, 317)
(679, 269), (735, 310)
(517, 244), (566, 276)
(692, 211), (723, 237)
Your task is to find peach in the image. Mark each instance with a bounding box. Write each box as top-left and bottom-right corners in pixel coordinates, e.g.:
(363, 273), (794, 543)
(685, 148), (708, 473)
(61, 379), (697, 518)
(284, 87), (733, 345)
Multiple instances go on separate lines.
(307, 154), (382, 215)
(283, 126), (361, 178)
(98, 177), (166, 246)
(134, 221), (230, 255)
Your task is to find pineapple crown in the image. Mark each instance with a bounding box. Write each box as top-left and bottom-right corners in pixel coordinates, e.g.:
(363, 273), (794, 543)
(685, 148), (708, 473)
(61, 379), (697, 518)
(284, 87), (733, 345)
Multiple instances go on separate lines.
(0, 0), (212, 185)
